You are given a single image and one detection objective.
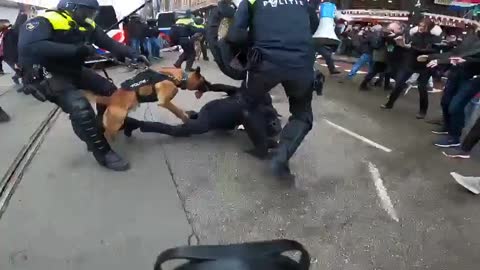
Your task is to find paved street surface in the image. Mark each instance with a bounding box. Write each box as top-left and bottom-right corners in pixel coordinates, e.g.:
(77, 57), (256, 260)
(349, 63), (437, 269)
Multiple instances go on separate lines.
(0, 53), (479, 270)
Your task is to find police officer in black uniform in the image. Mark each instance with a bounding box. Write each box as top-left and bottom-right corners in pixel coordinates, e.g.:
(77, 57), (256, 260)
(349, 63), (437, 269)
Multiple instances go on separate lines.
(172, 10), (204, 71)
(18, 0), (144, 171)
(228, 0), (319, 178)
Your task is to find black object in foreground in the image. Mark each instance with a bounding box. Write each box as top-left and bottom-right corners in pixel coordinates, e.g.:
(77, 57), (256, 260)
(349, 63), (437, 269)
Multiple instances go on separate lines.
(154, 239), (310, 270)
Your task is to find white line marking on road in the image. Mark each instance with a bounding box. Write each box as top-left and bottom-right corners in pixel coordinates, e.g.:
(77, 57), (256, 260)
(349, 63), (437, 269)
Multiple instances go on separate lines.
(325, 120), (393, 153)
(357, 71), (367, 74)
(368, 162), (399, 222)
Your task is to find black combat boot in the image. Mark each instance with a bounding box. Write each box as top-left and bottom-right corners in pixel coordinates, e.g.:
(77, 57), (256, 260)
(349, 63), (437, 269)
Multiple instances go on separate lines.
(270, 119), (311, 180)
(71, 109), (130, 171)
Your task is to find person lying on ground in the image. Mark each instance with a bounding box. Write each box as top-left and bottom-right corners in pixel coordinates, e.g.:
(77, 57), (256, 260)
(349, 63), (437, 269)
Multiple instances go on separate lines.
(123, 82), (282, 154)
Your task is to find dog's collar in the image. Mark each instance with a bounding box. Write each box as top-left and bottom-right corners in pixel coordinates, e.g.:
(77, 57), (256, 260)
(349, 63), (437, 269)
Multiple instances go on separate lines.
(179, 71), (188, 90)
(164, 71), (188, 90)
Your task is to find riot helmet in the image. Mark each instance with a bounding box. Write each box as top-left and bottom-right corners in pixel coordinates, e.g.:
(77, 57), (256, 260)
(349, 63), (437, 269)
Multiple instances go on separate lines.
(57, 0), (100, 23)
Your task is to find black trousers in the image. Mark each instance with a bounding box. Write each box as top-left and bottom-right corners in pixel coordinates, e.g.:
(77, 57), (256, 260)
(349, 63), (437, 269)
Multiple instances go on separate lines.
(386, 69), (431, 114)
(243, 71), (313, 160)
(200, 36), (208, 60)
(140, 115), (211, 137)
(45, 68), (117, 157)
(463, 117), (480, 151)
(441, 65), (476, 132)
(175, 38), (195, 70)
(361, 62), (390, 88)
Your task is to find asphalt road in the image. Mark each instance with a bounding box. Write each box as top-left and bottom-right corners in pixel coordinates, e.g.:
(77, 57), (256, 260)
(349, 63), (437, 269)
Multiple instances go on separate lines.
(0, 53), (478, 270)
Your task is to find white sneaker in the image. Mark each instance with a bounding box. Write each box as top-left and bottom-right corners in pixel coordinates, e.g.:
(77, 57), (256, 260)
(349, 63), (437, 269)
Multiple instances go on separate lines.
(451, 172), (480, 195)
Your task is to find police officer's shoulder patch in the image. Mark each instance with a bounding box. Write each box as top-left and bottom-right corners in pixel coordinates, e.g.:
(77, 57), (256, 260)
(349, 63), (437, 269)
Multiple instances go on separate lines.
(25, 21), (40, 31)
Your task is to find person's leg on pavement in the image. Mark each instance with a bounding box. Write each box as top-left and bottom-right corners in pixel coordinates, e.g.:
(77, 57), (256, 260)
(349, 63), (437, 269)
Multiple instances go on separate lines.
(383, 72), (392, 90)
(131, 39), (140, 53)
(383, 70), (413, 109)
(124, 115), (210, 137)
(271, 78), (314, 178)
(317, 46), (339, 74)
(151, 37), (161, 58)
(175, 38), (192, 70)
(184, 40), (196, 71)
(443, 116), (480, 159)
(6, 61), (21, 86)
(437, 78), (480, 148)
(54, 86), (129, 171)
(348, 53), (369, 78)
(200, 37), (209, 61)
(437, 66), (471, 134)
(416, 70), (431, 119)
(0, 106), (10, 122)
(242, 72), (280, 159)
(360, 62), (382, 90)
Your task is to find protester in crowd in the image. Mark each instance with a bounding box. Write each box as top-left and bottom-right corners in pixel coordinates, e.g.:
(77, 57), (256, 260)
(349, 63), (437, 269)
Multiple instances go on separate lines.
(172, 10), (203, 71)
(358, 25), (390, 91)
(127, 15), (149, 55)
(194, 16), (209, 61)
(425, 26), (480, 142)
(381, 19), (442, 119)
(343, 27), (373, 80)
(2, 6), (30, 87)
(0, 19), (22, 85)
(146, 19), (162, 59)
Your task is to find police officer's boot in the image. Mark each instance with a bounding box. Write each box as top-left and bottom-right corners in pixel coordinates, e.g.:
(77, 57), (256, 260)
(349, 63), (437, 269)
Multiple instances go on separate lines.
(270, 119), (312, 179)
(71, 110), (130, 171)
(174, 54), (186, 69)
(0, 106), (11, 123)
(242, 109), (269, 160)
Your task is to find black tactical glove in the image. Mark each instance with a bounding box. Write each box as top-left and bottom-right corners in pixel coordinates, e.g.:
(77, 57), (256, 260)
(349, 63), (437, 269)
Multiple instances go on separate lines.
(76, 45), (97, 59)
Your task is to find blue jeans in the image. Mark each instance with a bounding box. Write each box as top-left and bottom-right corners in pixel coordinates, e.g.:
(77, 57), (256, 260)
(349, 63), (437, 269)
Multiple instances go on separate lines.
(147, 37), (162, 58)
(441, 66), (476, 133)
(348, 53), (372, 78)
(131, 38), (148, 55)
(448, 77), (480, 139)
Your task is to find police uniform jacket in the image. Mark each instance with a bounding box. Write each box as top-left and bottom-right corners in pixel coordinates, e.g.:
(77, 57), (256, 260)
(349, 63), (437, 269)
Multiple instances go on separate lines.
(230, 0), (319, 79)
(18, 10), (135, 77)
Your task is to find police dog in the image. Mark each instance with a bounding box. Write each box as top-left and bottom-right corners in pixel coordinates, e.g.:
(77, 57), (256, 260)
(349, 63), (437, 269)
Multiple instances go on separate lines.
(85, 67), (208, 140)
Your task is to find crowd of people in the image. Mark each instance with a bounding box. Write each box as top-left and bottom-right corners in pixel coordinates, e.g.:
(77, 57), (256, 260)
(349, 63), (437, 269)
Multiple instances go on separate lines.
(332, 18), (480, 161)
(121, 10), (209, 70)
(0, 0), (478, 177)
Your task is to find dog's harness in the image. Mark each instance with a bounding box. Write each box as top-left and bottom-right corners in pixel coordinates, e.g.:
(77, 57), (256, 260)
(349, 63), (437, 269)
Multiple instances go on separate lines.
(119, 69), (189, 103)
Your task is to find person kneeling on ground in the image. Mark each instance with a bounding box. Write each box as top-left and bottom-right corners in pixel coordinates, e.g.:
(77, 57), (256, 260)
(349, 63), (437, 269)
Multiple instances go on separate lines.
(123, 83), (282, 151)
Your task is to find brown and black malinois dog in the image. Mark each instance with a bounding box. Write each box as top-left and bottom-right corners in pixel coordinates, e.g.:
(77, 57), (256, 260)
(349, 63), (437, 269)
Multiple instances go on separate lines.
(85, 67), (209, 140)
